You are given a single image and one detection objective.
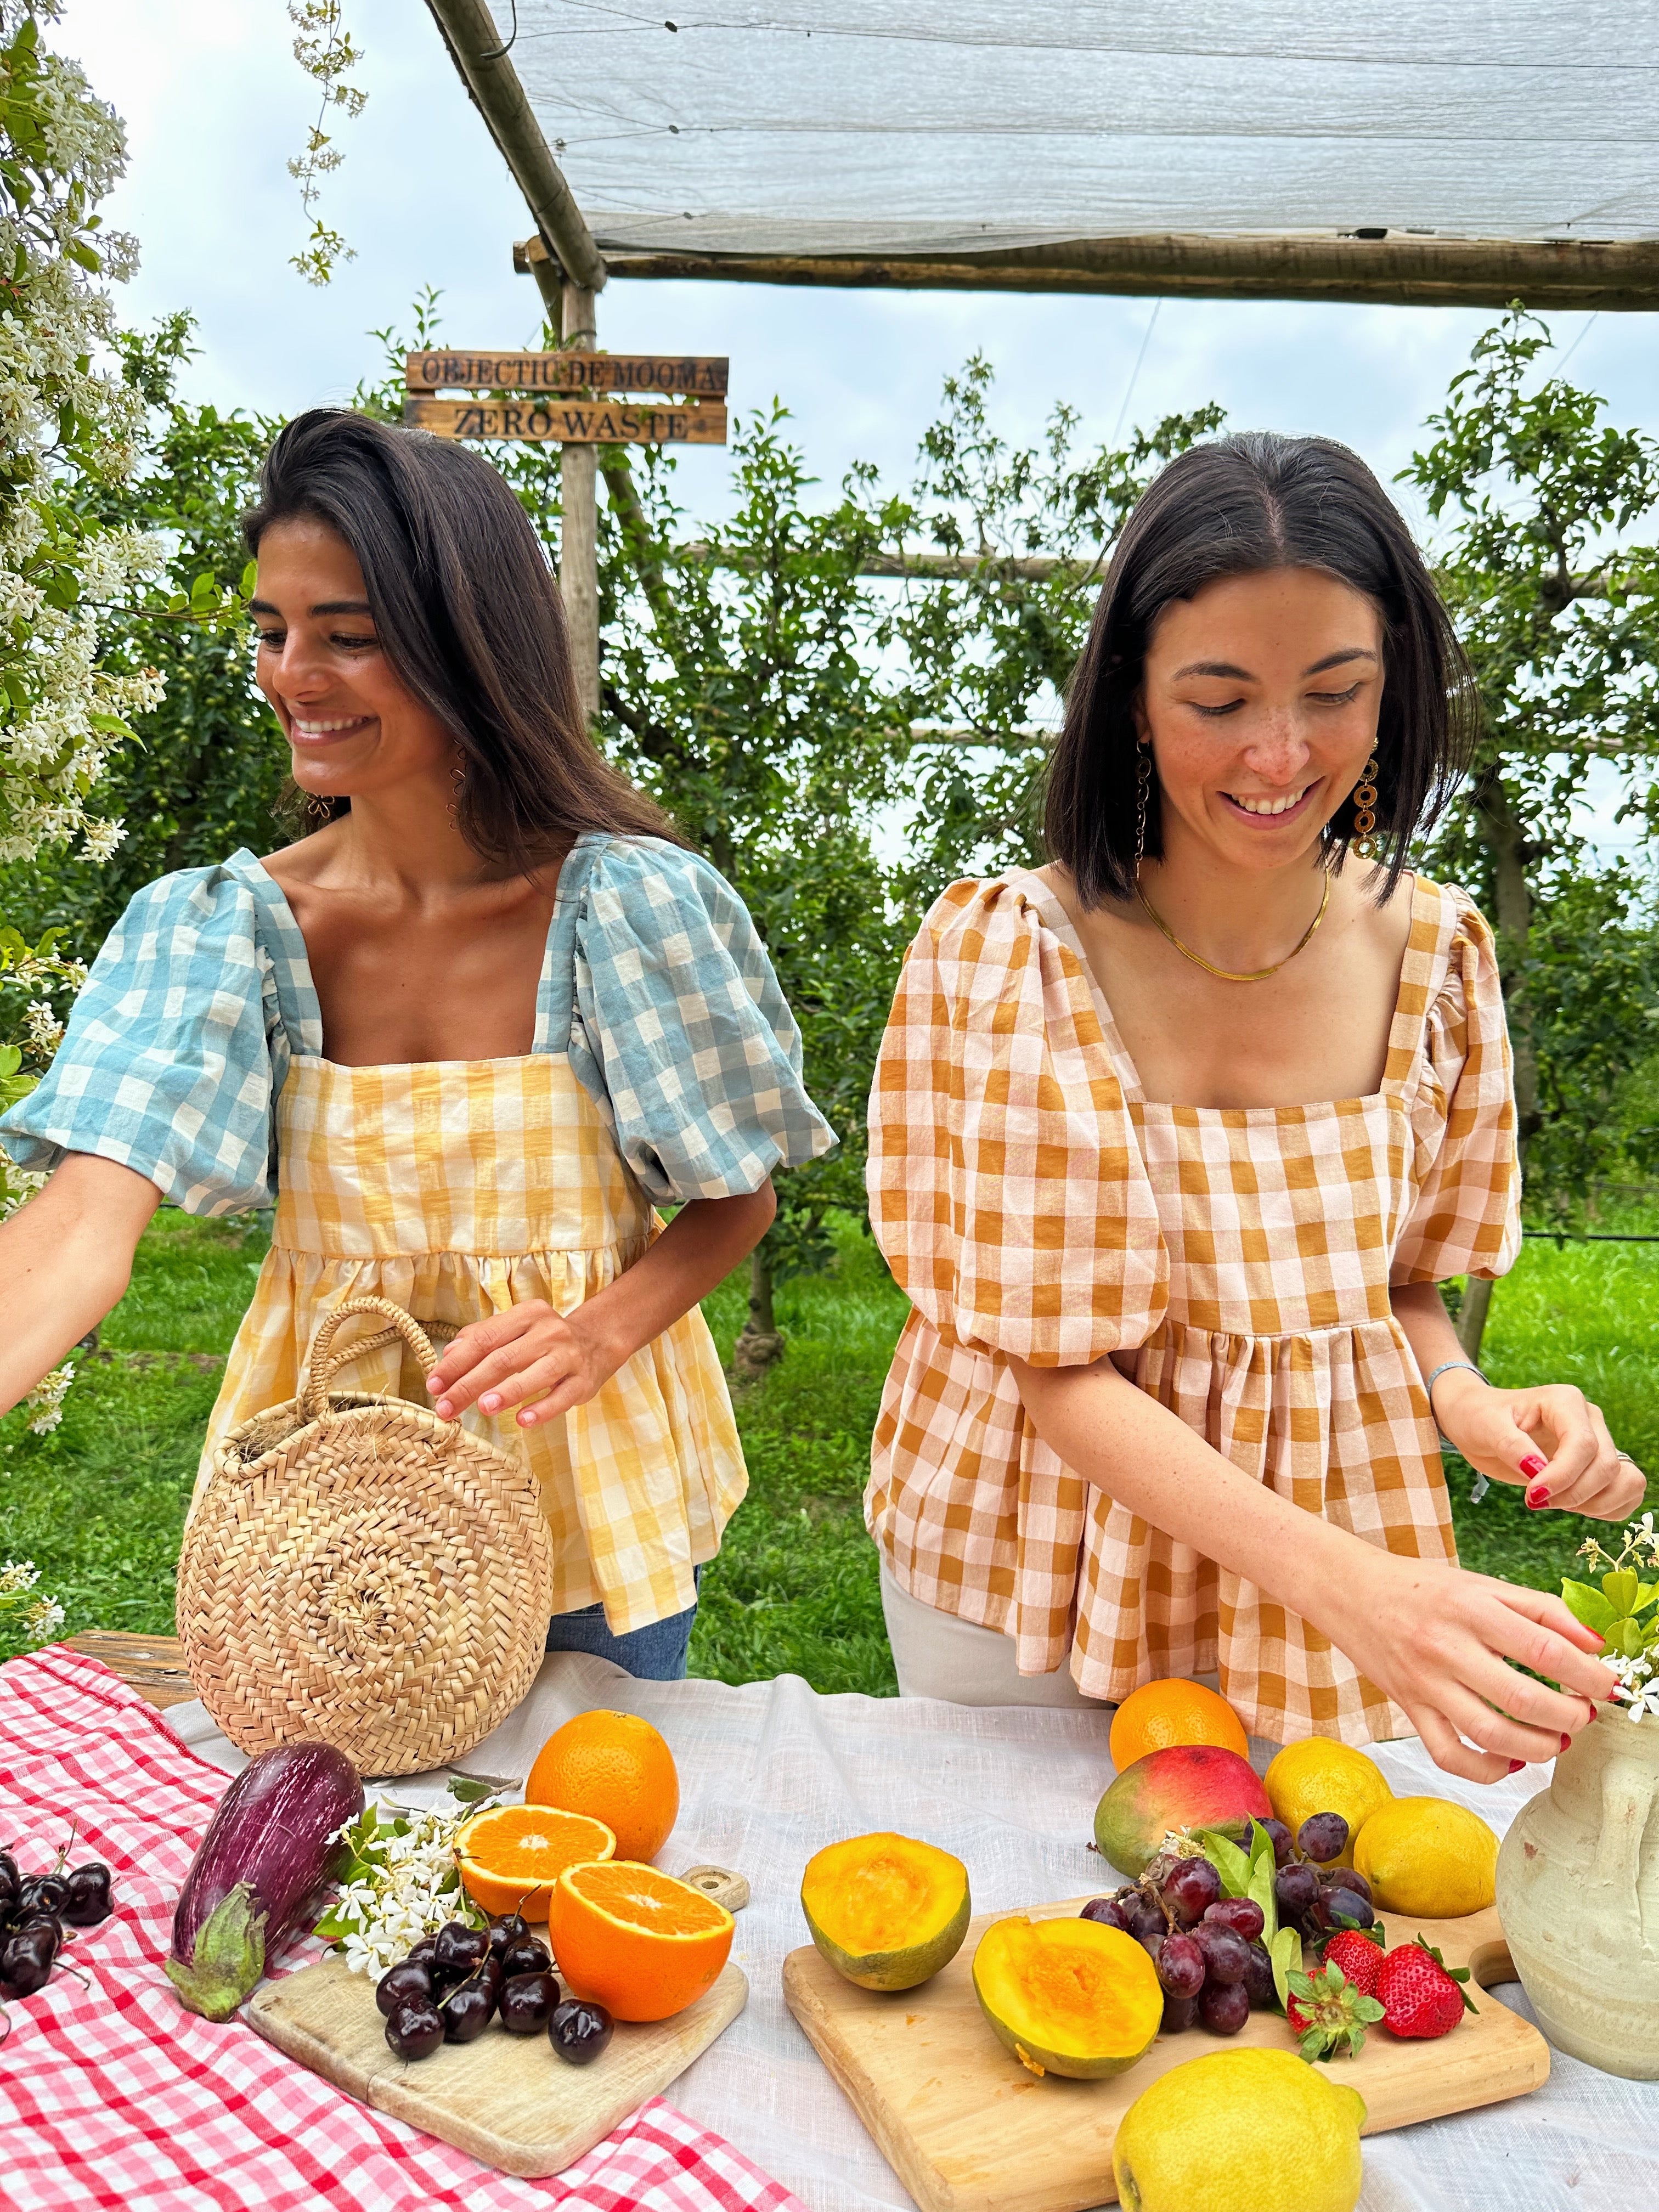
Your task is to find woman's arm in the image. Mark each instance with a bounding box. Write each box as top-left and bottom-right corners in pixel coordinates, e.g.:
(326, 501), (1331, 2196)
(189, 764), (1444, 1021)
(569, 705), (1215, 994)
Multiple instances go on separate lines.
(0, 1155), (162, 1413)
(1012, 1351), (1617, 1784)
(424, 1183), (777, 1426)
(1392, 1280), (1644, 1522)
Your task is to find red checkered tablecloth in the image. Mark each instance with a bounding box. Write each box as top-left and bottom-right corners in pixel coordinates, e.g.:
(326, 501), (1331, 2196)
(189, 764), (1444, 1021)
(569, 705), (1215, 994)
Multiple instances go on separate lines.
(0, 1645), (803, 2212)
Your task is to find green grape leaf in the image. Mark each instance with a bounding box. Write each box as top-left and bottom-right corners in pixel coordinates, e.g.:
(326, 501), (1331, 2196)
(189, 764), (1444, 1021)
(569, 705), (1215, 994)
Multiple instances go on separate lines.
(1268, 1923), (1301, 2011)
(1195, 1826), (1252, 1897)
(1602, 1570), (1640, 1618)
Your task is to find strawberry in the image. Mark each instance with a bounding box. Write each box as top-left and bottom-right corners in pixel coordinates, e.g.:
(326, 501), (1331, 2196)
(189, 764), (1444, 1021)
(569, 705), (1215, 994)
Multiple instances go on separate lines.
(1284, 1961), (1385, 2062)
(1375, 1936), (1477, 2040)
(1322, 1927), (1385, 1996)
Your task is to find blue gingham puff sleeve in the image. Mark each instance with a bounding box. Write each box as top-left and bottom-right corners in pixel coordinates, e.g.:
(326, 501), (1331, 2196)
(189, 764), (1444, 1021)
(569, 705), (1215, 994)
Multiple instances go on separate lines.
(555, 837), (838, 1201)
(0, 862), (287, 1215)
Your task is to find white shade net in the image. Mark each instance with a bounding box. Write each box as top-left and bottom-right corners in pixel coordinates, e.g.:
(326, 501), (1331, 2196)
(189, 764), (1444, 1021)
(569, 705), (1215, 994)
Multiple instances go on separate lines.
(511, 0), (1659, 260)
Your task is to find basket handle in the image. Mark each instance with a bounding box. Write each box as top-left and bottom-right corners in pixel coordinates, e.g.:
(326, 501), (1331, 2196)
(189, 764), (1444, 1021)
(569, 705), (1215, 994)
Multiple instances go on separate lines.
(311, 1317), (459, 1395)
(300, 1297), (441, 1422)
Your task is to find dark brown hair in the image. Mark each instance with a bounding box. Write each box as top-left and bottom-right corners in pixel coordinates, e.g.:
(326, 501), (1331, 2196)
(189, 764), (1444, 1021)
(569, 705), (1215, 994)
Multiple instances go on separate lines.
(244, 409), (682, 866)
(1043, 430), (1478, 906)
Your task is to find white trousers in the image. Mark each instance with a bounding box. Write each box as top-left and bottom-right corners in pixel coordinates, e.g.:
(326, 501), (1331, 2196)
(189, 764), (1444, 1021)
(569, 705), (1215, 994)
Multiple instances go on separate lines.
(879, 1565), (1113, 1709)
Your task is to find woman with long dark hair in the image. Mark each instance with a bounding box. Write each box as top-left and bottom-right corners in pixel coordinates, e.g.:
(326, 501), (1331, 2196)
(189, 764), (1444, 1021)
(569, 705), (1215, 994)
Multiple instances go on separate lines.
(868, 431), (1635, 1776)
(0, 410), (833, 1678)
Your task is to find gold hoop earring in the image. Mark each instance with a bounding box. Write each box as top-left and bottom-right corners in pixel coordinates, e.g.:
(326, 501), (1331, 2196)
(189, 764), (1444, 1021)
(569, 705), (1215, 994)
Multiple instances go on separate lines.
(447, 759), (466, 828)
(1351, 752), (1379, 859)
(1133, 742), (1152, 871)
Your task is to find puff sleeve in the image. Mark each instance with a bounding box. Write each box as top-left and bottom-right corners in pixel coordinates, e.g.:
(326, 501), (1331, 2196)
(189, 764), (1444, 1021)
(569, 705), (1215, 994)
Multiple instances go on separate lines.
(867, 877), (1167, 1365)
(0, 865), (283, 1215)
(559, 837), (837, 1203)
(1391, 888), (1522, 1284)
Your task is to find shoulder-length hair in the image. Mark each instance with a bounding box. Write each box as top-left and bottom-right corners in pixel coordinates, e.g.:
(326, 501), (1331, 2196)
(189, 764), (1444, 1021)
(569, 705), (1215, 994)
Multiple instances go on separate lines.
(244, 408), (682, 867)
(1043, 431), (1478, 907)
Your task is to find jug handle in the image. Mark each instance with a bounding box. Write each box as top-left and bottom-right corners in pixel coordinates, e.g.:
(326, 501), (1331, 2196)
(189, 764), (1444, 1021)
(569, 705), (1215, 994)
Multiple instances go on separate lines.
(1595, 1752), (1657, 1890)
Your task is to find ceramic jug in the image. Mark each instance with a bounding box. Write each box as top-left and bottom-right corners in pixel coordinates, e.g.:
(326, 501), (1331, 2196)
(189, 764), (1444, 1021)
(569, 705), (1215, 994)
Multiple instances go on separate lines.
(1496, 1702), (1659, 2077)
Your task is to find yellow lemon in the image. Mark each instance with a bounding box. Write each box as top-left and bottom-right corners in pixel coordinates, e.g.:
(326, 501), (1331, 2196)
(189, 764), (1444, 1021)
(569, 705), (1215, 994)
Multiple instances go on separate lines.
(1113, 2048), (1365, 2212)
(1263, 1739), (1393, 1867)
(1352, 1795), (1498, 1917)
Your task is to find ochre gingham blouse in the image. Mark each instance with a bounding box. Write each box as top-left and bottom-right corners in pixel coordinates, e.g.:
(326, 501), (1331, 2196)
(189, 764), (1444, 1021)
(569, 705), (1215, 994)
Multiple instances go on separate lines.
(866, 870), (1521, 1745)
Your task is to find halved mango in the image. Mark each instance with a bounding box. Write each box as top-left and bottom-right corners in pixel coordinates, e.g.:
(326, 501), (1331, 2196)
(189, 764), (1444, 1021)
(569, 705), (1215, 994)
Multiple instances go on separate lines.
(973, 1913), (1164, 2080)
(801, 1832), (970, 1991)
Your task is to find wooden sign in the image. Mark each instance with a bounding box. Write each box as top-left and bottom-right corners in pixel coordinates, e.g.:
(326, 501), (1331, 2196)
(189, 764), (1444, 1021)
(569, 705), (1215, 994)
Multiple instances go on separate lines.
(403, 394), (727, 446)
(405, 351), (729, 398)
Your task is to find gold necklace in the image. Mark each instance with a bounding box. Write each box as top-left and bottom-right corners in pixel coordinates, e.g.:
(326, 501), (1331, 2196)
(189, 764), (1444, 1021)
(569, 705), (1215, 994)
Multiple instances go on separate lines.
(1136, 870), (1331, 984)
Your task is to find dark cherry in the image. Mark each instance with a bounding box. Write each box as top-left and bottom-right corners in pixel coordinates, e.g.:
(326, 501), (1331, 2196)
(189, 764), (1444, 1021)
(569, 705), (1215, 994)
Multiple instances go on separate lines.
(1203, 1897), (1265, 1944)
(0, 1850), (18, 1891)
(499, 1934), (552, 1980)
(1160, 1858), (1221, 1926)
(0, 1865), (16, 1913)
(442, 1980), (496, 2043)
(1199, 1978), (1251, 2035)
(1243, 1940), (1278, 2008)
(376, 1960), (435, 2018)
(486, 1912), (531, 1960)
(385, 2000), (444, 2061)
(1193, 1923), (1250, 1985)
(1260, 1818), (1294, 1869)
(550, 1997), (614, 2066)
(1273, 1863), (1319, 1918)
(431, 1922), (490, 1991)
(19, 1874), (67, 1917)
(406, 1936), (439, 1963)
(61, 1864), (112, 1927)
(1159, 1991), (1198, 2033)
(1155, 1932), (1205, 2000)
(12, 1912), (61, 1956)
(1079, 1897), (1130, 1933)
(0, 1932), (54, 1998)
(499, 1969), (560, 2035)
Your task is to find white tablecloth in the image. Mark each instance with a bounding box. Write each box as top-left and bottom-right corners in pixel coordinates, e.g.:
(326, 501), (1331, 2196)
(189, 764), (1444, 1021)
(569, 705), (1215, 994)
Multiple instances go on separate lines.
(169, 1661), (1658, 2212)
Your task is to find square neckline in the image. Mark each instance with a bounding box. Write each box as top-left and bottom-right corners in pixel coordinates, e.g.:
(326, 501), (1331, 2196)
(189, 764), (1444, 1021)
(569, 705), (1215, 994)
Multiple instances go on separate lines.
(1006, 866), (1435, 1122)
(234, 845), (590, 1071)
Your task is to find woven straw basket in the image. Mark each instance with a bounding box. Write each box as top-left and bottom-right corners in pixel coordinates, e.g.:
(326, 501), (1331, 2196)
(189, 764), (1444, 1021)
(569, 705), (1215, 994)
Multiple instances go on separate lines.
(177, 1296), (554, 1777)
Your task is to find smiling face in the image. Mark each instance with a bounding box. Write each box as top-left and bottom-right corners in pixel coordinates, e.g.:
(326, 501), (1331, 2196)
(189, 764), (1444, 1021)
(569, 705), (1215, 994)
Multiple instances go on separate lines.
(250, 515), (456, 811)
(1137, 566), (1385, 874)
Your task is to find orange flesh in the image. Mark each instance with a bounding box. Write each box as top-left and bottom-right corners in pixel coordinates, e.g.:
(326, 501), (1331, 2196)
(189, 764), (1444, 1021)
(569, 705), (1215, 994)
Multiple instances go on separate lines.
(803, 1834), (963, 1955)
(459, 1807), (613, 1878)
(565, 1859), (732, 1938)
(977, 1920), (1159, 2056)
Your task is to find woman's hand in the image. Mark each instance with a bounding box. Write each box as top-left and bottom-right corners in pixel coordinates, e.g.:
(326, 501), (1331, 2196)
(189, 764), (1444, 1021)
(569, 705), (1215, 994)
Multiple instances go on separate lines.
(1334, 1550), (1618, 1784)
(425, 1301), (610, 1427)
(1432, 1367), (1646, 1522)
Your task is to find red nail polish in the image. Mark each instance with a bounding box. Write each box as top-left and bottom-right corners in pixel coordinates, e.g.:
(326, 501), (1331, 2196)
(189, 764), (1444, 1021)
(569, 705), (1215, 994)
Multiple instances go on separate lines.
(1507, 1758), (1525, 1774)
(1560, 1734), (1571, 1754)
(1525, 1484), (1550, 1509)
(1520, 1454), (1548, 1479)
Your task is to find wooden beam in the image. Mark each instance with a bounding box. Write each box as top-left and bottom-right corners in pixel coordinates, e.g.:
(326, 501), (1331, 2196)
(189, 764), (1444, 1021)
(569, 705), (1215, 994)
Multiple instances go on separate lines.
(404, 395), (727, 445)
(424, 0), (606, 292)
(587, 232), (1659, 312)
(407, 350), (729, 398)
(67, 1630), (195, 1710)
(561, 282), (601, 727)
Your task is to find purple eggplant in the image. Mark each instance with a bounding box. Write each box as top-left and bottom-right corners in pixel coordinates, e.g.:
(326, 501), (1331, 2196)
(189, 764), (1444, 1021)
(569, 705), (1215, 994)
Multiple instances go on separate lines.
(166, 1741), (363, 2021)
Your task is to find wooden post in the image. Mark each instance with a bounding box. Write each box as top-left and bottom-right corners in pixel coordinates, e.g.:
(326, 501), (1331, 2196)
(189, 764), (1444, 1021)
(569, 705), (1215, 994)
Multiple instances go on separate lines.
(560, 281), (601, 726)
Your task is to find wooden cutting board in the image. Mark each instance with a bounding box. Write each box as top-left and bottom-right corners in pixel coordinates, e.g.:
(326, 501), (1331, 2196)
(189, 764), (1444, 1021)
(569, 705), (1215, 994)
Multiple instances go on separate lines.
(783, 1896), (1548, 2212)
(248, 1951), (748, 2177)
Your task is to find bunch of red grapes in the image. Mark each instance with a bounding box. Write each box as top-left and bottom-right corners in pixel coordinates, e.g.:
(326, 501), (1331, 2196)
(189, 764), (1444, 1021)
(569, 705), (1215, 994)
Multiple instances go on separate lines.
(1081, 1811), (1373, 2038)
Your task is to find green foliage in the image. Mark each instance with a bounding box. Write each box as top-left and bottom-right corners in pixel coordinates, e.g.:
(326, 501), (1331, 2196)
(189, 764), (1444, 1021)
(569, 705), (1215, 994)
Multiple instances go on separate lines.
(1402, 308), (1659, 1218)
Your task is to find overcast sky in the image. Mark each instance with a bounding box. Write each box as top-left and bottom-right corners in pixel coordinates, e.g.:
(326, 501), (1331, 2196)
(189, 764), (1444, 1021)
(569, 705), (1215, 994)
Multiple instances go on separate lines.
(65, 0), (1659, 546)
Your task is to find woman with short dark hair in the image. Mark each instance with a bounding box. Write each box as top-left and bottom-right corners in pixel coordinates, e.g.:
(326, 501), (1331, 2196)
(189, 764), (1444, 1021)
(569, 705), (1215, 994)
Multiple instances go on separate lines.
(0, 409), (834, 1679)
(868, 430), (1633, 1775)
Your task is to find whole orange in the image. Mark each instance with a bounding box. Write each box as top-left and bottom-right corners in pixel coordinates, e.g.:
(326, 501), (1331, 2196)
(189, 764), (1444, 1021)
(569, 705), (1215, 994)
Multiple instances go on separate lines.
(525, 1708), (680, 1862)
(1108, 1678), (1250, 1770)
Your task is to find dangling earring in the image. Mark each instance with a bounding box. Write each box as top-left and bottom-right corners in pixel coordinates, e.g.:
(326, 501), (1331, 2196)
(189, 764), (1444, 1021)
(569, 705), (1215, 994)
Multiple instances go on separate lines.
(1133, 741), (1152, 872)
(305, 790), (332, 825)
(1351, 752), (1380, 860)
(447, 759), (466, 828)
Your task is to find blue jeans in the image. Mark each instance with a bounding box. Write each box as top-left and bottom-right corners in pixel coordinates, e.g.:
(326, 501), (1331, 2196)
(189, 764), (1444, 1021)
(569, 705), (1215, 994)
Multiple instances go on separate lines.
(545, 1568), (702, 1681)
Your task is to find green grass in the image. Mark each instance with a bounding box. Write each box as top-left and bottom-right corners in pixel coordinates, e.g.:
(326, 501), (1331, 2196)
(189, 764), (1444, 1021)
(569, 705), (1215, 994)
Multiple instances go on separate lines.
(0, 1210), (1652, 1684)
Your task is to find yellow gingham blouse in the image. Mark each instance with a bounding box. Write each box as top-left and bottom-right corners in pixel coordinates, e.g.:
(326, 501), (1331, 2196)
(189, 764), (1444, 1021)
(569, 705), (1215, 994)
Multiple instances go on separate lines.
(866, 869), (1521, 1745)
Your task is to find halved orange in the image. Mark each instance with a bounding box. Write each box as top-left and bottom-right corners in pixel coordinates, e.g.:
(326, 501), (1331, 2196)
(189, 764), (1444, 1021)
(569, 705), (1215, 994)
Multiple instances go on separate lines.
(456, 1804), (616, 1918)
(548, 1859), (734, 2022)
